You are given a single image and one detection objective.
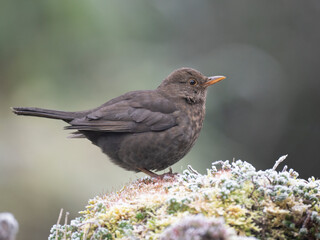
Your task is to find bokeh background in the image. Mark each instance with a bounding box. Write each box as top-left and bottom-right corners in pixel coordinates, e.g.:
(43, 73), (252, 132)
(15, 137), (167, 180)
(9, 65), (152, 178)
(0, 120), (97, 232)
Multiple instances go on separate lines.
(1, 0), (320, 239)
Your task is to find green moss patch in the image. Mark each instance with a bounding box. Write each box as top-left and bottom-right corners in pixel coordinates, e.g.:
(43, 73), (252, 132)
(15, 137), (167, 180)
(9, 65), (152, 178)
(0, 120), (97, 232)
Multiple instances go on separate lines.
(49, 157), (320, 239)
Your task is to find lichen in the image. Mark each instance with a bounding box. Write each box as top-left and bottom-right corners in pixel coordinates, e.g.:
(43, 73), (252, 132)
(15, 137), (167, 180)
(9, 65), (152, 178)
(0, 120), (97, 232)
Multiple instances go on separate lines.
(49, 156), (320, 240)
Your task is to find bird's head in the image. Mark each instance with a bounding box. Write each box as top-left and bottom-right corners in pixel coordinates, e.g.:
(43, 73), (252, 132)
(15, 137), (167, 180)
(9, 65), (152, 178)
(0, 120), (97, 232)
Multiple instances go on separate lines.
(157, 68), (225, 104)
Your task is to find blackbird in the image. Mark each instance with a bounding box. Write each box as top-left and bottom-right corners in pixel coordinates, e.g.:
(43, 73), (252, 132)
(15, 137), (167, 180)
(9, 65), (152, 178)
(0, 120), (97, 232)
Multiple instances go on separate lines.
(12, 68), (225, 178)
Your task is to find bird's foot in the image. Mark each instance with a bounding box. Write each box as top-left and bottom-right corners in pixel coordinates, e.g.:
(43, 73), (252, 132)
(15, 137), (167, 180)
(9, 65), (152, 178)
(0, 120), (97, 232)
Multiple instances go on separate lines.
(158, 167), (179, 179)
(137, 167), (178, 179)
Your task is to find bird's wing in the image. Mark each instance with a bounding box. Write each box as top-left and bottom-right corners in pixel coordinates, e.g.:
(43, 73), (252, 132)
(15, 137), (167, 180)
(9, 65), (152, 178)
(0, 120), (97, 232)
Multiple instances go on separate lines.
(65, 91), (178, 133)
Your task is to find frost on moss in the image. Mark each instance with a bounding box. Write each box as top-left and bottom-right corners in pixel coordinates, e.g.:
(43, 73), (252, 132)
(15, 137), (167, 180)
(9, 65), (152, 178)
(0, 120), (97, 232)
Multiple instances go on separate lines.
(49, 157), (320, 240)
(160, 214), (256, 240)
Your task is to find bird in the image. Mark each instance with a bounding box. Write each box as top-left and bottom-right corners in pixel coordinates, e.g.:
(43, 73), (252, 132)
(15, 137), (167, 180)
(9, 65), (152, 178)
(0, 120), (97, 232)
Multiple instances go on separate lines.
(12, 68), (225, 178)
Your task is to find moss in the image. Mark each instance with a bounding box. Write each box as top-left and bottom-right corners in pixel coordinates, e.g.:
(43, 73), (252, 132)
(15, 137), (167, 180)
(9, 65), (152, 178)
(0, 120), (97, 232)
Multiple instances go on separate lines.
(49, 156), (320, 240)
(166, 198), (191, 214)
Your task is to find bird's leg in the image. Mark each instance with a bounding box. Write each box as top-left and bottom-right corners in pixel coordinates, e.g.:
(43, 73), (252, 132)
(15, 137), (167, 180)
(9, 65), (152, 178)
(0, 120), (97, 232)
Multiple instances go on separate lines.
(137, 167), (177, 179)
(137, 168), (160, 178)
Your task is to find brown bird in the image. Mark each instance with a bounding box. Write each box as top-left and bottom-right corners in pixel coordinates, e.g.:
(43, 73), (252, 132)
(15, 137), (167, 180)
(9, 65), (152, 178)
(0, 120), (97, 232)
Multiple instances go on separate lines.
(12, 68), (225, 178)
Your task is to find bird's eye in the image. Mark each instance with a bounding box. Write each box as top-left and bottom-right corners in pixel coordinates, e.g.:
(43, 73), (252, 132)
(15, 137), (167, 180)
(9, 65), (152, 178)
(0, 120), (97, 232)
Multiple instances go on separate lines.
(188, 78), (198, 86)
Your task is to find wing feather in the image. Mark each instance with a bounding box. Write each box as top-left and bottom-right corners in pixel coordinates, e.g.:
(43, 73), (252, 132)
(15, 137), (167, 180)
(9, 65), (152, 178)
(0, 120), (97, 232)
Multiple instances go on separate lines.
(65, 91), (178, 133)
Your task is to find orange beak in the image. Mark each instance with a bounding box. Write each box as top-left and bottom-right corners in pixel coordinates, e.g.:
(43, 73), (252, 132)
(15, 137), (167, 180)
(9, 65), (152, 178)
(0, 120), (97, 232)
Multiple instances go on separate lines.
(203, 76), (226, 87)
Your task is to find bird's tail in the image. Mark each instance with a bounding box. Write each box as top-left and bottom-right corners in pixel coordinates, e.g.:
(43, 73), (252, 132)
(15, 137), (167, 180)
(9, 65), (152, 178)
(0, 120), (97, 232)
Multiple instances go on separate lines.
(11, 107), (77, 121)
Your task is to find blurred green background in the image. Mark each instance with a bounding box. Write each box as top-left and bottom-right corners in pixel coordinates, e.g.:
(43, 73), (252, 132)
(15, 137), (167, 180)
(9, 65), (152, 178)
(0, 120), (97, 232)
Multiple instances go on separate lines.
(1, 0), (320, 239)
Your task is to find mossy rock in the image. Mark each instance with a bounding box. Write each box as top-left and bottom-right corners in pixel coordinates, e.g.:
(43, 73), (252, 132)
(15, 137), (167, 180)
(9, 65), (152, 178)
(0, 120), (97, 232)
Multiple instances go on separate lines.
(49, 157), (320, 240)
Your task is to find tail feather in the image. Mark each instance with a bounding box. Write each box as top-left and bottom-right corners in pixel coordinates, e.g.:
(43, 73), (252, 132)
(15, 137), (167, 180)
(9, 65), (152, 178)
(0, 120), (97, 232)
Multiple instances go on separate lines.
(12, 107), (76, 121)
(67, 131), (86, 138)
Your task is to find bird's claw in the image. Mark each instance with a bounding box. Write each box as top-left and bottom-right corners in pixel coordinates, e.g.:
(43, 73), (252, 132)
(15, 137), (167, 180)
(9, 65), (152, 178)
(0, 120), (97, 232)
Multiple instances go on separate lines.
(154, 167), (178, 179)
(138, 167), (178, 179)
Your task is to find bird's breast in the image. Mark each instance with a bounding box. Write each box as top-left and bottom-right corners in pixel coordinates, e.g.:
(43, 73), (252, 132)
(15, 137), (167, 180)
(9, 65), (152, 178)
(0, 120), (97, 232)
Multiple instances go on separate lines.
(177, 103), (206, 145)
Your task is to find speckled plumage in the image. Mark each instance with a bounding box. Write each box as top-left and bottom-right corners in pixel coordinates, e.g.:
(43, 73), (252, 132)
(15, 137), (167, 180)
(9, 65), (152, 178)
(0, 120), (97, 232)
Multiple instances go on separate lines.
(12, 68), (225, 177)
